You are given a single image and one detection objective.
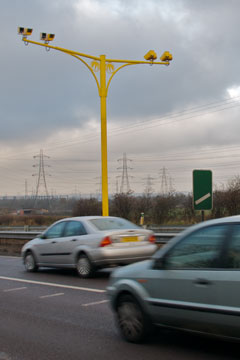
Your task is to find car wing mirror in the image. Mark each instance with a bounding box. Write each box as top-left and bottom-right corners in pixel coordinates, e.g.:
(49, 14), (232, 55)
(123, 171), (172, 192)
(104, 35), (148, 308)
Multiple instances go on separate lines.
(153, 256), (166, 270)
(40, 234), (47, 240)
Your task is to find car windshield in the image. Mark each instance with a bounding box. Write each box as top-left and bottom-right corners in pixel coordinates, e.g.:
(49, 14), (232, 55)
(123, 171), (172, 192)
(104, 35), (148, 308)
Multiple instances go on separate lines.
(89, 218), (140, 231)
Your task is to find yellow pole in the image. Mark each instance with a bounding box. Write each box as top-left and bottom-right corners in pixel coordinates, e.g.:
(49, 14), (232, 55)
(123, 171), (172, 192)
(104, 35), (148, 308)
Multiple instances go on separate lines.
(99, 55), (109, 216)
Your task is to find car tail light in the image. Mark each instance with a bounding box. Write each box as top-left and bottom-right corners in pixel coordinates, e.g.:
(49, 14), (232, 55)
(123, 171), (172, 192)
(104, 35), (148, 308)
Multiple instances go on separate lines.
(148, 235), (156, 243)
(100, 236), (112, 247)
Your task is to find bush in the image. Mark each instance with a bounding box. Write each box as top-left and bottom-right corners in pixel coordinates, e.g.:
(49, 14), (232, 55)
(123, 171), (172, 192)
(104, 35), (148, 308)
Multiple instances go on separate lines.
(110, 193), (134, 220)
(72, 198), (102, 216)
(0, 215), (62, 226)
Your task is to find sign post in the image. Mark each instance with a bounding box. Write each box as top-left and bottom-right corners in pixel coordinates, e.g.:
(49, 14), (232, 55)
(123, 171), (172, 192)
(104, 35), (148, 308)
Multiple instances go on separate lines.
(193, 170), (213, 221)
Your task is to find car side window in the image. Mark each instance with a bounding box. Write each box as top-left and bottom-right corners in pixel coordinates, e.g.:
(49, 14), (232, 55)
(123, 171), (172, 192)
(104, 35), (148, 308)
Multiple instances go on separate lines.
(225, 225), (240, 269)
(165, 225), (228, 270)
(64, 221), (87, 237)
(44, 222), (66, 239)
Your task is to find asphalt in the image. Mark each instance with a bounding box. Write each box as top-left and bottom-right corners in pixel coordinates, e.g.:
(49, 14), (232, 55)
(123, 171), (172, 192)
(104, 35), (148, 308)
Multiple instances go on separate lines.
(0, 256), (239, 360)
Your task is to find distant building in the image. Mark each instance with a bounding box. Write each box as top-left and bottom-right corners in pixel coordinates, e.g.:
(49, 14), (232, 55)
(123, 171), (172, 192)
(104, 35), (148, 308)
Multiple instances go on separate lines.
(17, 209), (49, 215)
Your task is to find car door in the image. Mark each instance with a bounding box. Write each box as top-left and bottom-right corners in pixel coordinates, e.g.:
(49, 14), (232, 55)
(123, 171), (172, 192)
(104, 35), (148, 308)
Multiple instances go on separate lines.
(208, 223), (240, 338)
(34, 221), (67, 265)
(54, 220), (88, 265)
(144, 224), (229, 333)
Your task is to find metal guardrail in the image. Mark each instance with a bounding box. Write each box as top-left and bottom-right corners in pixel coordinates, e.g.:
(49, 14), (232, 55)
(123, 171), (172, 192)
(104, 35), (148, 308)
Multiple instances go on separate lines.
(0, 225), (188, 232)
(0, 230), (179, 244)
(0, 231), (41, 240)
(154, 232), (179, 244)
(0, 228), (185, 256)
(0, 226), (47, 232)
(149, 226), (187, 233)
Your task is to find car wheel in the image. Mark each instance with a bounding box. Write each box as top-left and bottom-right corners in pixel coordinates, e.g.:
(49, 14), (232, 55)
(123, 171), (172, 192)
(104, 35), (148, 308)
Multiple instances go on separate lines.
(116, 294), (151, 343)
(24, 252), (38, 272)
(76, 254), (95, 278)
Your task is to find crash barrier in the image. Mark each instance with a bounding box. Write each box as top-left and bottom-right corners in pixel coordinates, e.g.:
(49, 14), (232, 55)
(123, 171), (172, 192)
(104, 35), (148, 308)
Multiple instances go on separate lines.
(0, 232), (39, 256)
(0, 225), (187, 232)
(0, 226), (47, 232)
(0, 230), (184, 256)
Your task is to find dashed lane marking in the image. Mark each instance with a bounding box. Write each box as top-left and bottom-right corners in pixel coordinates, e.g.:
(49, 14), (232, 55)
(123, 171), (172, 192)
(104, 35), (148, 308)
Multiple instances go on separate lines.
(81, 300), (109, 307)
(3, 287), (27, 292)
(0, 276), (106, 293)
(40, 292), (64, 299)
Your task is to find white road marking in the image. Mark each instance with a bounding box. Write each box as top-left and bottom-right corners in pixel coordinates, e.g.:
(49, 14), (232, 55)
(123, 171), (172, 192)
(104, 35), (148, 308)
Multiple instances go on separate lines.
(82, 300), (109, 307)
(3, 287), (27, 292)
(40, 292), (64, 299)
(0, 276), (106, 293)
(195, 192), (211, 205)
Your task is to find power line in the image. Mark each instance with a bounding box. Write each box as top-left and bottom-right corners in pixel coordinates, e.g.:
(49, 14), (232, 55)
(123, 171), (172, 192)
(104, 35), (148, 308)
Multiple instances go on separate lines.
(1, 94), (240, 159)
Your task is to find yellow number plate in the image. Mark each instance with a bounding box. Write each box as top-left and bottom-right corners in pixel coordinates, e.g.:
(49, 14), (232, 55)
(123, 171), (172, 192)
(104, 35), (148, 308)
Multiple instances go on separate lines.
(121, 236), (139, 242)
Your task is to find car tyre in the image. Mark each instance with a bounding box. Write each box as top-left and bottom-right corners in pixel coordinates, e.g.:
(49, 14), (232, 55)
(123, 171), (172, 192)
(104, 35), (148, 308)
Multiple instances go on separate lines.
(116, 294), (152, 343)
(24, 251), (38, 272)
(76, 254), (95, 278)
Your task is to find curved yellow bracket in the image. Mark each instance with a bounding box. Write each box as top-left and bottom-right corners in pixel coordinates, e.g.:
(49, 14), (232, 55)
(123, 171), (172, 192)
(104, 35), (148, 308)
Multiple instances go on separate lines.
(22, 38), (101, 95)
(69, 53), (101, 95)
(106, 63), (134, 96)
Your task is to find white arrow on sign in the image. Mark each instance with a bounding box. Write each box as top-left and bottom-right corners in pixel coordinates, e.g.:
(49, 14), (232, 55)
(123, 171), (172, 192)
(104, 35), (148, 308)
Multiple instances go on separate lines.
(195, 192), (211, 205)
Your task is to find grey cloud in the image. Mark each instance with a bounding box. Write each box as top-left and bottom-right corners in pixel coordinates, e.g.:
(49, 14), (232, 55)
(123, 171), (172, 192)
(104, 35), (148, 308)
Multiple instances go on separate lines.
(1, 0), (240, 194)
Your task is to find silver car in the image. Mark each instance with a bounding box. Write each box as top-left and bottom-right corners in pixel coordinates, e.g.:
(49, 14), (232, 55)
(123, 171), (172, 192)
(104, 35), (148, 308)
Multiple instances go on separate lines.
(107, 215), (240, 343)
(21, 216), (157, 278)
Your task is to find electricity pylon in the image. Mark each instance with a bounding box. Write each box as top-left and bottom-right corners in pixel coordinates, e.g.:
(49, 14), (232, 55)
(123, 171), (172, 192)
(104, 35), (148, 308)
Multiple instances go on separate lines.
(160, 167), (168, 194)
(159, 167), (174, 195)
(33, 149), (51, 209)
(142, 175), (155, 196)
(117, 153), (133, 193)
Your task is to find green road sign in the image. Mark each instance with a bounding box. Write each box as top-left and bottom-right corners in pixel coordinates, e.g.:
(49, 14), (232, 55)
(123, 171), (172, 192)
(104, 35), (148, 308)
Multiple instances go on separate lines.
(193, 170), (213, 210)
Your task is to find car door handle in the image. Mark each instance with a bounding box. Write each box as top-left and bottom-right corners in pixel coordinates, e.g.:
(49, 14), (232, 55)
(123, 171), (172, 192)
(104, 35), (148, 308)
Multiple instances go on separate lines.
(51, 241), (57, 244)
(194, 278), (212, 286)
(71, 239), (77, 242)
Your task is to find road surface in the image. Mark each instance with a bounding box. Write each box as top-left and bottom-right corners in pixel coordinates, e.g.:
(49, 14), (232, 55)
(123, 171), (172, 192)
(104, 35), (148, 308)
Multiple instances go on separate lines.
(0, 255), (238, 360)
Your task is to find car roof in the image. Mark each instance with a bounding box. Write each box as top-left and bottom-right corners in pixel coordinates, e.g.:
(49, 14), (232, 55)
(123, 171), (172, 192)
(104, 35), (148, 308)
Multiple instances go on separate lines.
(55, 216), (125, 223)
(191, 214), (240, 228)
(178, 215), (240, 237)
(65, 216), (120, 221)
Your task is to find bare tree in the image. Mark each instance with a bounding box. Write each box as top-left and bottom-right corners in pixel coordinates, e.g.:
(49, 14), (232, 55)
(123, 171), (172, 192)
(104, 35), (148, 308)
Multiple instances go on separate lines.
(72, 198), (101, 216)
(110, 192), (134, 220)
(224, 176), (240, 216)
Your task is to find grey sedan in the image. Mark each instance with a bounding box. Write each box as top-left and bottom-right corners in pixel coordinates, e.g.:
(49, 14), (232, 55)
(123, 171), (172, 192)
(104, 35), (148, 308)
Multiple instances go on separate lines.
(107, 215), (240, 343)
(21, 216), (157, 278)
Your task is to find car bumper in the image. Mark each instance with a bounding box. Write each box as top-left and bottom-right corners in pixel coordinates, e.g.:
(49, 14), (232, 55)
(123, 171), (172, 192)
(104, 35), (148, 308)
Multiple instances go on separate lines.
(90, 243), (157, 267)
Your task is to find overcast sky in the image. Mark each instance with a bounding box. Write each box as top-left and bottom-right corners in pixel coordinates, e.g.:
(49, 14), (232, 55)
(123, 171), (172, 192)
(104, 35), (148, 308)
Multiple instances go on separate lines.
(1, 0), (240, 197)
